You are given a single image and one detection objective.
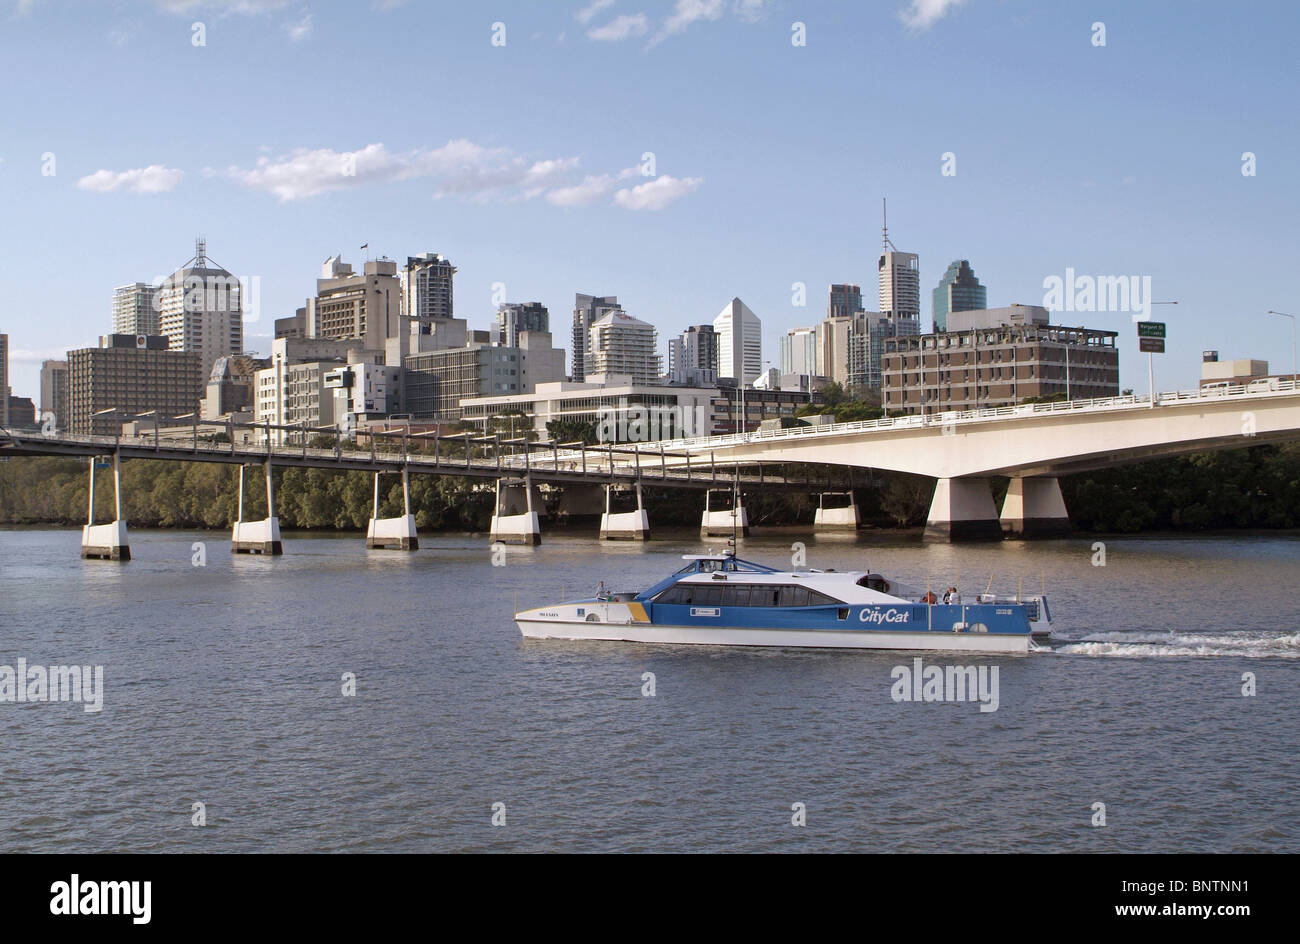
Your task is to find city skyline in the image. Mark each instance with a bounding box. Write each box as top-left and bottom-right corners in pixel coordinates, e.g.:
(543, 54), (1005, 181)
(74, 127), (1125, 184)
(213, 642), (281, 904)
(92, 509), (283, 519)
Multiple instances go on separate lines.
(3, 1), (1299, 398)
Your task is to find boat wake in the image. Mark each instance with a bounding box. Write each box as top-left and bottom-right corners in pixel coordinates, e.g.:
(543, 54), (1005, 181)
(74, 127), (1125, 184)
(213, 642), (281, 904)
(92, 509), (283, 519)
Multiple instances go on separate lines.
(1053, 630), (1300, 659)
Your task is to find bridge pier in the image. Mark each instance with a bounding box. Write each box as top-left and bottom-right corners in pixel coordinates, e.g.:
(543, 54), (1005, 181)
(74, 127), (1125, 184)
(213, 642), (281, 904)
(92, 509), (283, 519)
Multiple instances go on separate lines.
(1000, 476), (1071, 538)
(702, 488), (748, 537)
(82, 451), (130, 561)
(924, 477), (1002, 542)
(813, 491), (860, 531)
(232, 459), (282, 555)
(490, 476), (541, 545)
(366, 467), (419, 550)
(600, 482), (650, 540)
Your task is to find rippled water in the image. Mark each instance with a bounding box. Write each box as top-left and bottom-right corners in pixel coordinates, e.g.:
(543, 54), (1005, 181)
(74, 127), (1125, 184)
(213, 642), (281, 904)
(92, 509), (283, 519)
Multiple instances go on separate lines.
(0, 526), (1296, 852)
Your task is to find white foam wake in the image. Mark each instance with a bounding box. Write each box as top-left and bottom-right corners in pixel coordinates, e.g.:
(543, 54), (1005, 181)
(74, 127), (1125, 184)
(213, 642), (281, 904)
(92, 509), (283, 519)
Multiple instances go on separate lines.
(1054, 630), (1300, 659)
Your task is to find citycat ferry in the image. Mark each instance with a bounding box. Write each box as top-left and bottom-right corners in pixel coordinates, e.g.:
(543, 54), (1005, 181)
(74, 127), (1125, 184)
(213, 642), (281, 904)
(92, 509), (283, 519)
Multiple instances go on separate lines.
(515, 554), (1051, 654)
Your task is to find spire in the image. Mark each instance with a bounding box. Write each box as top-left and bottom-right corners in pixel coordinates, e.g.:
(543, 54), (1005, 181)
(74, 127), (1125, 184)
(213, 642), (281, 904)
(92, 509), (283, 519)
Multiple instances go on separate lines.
(195, 237), (207, 266)
(881, 198), (896, 252)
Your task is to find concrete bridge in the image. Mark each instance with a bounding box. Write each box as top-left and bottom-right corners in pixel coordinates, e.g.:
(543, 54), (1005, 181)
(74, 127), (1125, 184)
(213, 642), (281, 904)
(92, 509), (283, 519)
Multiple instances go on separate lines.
(626, 380), (1300, 540)
(4, 380), (1297, 555)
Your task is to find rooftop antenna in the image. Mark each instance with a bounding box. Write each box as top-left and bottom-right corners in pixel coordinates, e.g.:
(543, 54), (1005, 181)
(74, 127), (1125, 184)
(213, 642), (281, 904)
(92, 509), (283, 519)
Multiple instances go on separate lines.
(195, 236), (207, 266)
(882, 199), (896, 252)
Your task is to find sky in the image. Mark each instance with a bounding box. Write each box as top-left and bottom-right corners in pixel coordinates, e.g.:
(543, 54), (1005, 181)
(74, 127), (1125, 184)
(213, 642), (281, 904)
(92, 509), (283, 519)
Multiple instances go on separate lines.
(2, 0), (1298, 401)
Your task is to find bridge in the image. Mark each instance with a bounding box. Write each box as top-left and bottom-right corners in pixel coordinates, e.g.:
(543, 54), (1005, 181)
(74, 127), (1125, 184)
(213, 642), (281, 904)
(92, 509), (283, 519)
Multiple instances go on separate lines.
(3, 380), (1297, 554)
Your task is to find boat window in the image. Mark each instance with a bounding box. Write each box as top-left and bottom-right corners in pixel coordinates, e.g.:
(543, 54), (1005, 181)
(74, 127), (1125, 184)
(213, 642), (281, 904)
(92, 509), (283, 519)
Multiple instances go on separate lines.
(857, 574), (892, 593)
(779, 586), (809, 607)
(725, 586), (751, 607)
(702, 587), (724, 606)
(806, 588), (844, 606)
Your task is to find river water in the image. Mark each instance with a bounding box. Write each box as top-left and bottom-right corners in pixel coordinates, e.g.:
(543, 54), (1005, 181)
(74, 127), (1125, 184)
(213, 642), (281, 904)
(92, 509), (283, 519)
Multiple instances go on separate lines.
(0, 526), (1296, 853)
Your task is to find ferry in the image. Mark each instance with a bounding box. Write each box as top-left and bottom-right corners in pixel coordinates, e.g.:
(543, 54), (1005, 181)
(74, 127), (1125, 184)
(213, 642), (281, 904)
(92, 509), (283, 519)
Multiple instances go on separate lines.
(516, 554), (1052, 654)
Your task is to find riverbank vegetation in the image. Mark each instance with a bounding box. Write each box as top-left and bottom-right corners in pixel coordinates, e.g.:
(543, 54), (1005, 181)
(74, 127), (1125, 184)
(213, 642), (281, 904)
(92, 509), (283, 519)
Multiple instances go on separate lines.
(1, 442), (1295, 533)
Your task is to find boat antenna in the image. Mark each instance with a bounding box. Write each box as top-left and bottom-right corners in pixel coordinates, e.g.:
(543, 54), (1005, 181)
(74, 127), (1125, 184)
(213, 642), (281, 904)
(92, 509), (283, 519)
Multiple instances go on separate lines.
(728, 463), (740, 556)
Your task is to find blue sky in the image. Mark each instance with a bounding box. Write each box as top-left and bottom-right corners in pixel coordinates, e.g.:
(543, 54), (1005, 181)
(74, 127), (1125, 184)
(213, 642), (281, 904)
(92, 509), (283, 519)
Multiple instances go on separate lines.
(2, 0), (1298, 399)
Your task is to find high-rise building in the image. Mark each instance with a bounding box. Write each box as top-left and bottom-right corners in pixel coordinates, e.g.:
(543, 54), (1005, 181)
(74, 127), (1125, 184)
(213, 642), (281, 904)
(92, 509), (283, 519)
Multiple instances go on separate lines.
(827, 284), (862, 320)
(403, 331), (564, 421)
(306, 255), (401, 355)
(781, 327), (817, 376)
(156, 239), (243, 378)
(400, 253), (456, 330)
(571, 294), (623, 382)
(932, 260), (987, 332)
(0, 333), (8, 427)
(846, 311), (898, 392)
(816, 315), (853, 386)
(112, 283), (160, 336)
(68, 334), (204, 435)
(40, 359), (70, 432)
(668, 325), (718, 385)
(878, 202), (921, 335)
(713, 297), (761, 385)
(495, 302), (549, 347)
(588, 311), (661, 385)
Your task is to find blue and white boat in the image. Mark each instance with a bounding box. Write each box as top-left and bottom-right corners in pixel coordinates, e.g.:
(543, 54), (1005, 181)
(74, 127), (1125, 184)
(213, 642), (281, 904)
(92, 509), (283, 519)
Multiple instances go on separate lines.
(516, 553), (1052, 654)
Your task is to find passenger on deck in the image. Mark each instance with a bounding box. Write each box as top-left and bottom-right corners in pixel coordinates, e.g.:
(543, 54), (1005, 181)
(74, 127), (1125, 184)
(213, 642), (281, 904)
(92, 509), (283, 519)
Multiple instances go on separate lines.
(942, 587), (957, 604)
(921, 590), (938, 604)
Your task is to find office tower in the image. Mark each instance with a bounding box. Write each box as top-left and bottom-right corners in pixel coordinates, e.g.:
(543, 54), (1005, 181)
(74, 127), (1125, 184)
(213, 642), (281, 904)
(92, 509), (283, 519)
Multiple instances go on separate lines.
(68, 335), (204, 435)
(400, 253), (456, 330)
(878, 201), (921, 334)
(306, 255), (401, 354)
(571, 294), (623, 381)
(713, 297), (761, 385)
(156, 238), (243, 377)
(112, 283), (160, 336)
(588, 311), (661, 385)
(781, 327), (817, 376)
(932, 260), (987, 332)
(40, 359), (70, 431)
(668, 324), (719, 385)
(495, 302), (550, 347)
(827, 284), (862, 320)
(846, 311), (895, 391)
(816, 315), (852, 386)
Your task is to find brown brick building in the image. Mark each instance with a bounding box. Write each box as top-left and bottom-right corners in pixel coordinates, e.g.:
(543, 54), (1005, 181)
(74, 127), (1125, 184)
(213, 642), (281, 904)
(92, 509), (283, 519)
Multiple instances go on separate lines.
(882, 324), (1119, 414)
(69, 334), (204, 435)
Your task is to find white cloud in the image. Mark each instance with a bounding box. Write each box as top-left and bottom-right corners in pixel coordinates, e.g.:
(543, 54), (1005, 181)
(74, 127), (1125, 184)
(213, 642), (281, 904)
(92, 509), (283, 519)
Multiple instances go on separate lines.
(587, 13), (648, 41)
(154, 0), (291, 13)
(613, 174), (702, 211)
(283, 11), (311, 42)
(9, 347), (67, 364)
(731, 0), (768, 23)
(77, 165), (185, 194)
(13, 0), (39, 17)
(655, 0), (725, 42)
(222, 141), (583, 203)
(106, 20), (138, 45)
(575, 0), (614, 24)
(899, 0), (968, 31)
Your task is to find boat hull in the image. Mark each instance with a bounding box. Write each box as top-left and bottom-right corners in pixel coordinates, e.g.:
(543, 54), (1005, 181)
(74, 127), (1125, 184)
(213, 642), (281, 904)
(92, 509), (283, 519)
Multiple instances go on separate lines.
(517, 618), (1031, 654)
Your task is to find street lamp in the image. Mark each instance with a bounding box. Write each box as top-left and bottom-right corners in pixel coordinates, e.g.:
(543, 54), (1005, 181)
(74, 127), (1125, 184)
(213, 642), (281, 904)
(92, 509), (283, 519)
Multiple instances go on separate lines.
(1266, 311), (1297, 384)
(1147, 301), (1178, 408)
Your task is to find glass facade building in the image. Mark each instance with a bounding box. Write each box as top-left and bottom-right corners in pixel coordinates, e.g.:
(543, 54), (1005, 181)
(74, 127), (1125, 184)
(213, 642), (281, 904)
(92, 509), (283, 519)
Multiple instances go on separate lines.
(932, 260), (987, 333)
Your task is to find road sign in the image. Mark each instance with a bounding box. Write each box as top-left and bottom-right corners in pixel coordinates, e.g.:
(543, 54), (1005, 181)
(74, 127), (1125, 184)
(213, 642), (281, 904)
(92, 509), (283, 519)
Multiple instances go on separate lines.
(1139, 337), (1165, 353)
(1137, 321), (1166, 339)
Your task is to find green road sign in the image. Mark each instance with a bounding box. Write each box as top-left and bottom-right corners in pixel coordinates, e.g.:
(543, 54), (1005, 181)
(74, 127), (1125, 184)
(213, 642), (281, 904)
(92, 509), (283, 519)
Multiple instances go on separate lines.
(1139, 337), (1165, 353)
(1137, 321), (1166, 339)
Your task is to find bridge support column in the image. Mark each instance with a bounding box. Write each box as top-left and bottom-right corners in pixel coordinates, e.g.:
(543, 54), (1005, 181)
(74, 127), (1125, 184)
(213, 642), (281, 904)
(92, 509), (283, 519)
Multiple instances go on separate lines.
(232, 459), (283, 555)
(555, 484), (604, 521)
(1000, 476), (1071, 538)
(81, 451), (130, 561)
(813, 491), (860, 531)
(701, 488), (748, 537)
(600, 482), (650, 540)
(924, 477), (1002, 542)
(490, 476), (541, 546)
(366, 467), (419, 550)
